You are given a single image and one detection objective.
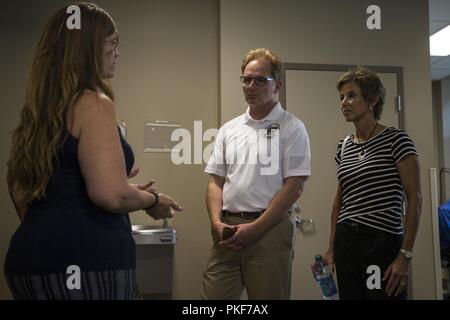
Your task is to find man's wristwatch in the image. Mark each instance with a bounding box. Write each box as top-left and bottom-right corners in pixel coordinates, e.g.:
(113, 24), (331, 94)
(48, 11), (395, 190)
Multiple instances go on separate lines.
(400, 249), (413, 259)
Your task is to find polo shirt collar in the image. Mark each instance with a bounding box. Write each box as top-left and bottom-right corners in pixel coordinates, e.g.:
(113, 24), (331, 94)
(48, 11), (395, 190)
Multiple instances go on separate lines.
(244, 102), (283, 124)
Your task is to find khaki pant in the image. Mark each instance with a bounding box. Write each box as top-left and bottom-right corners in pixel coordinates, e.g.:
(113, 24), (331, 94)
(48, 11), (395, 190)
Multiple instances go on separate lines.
(201, 213), (295, 300)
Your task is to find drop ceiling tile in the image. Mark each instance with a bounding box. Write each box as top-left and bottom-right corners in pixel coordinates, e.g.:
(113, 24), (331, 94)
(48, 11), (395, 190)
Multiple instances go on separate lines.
(429, 0), (450, 22)
(431, 56), (450, 68)
(431, 56), (446, 64)
(430, 20), (449, 35)
(431, 68), (450, 80)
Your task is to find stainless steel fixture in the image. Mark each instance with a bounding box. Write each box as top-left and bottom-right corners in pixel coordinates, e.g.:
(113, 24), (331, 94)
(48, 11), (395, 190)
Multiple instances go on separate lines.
(132, 224), (176, 299)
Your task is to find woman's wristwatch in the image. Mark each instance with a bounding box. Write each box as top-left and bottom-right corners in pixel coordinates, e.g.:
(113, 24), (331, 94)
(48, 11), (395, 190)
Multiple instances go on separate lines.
(145, 191), (160, 211)
(400, 249), (413, 259)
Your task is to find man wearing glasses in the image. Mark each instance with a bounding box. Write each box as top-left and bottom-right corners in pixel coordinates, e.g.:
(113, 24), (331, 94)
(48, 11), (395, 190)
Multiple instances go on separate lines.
(201, 48), (311, 299)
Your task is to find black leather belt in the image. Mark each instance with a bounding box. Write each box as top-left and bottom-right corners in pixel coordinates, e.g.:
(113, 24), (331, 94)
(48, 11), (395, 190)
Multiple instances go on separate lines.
(339, 221), (375, 233)
(222, 210), (264, 219)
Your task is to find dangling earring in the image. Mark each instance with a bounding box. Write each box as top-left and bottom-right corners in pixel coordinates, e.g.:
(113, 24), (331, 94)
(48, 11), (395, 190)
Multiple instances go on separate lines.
(369, 105), (373, 112)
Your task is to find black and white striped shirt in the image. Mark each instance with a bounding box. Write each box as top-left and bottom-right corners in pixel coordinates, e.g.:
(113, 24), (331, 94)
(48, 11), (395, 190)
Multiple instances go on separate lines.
(334, 127), (418, 234)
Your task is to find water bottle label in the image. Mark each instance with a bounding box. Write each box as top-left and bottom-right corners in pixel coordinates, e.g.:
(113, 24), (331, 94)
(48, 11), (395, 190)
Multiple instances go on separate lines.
(318, 275), (337, 297)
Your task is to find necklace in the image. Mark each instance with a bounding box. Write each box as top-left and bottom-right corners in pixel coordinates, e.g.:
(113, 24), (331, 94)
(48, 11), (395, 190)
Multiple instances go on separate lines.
(355, 123), (378, 161)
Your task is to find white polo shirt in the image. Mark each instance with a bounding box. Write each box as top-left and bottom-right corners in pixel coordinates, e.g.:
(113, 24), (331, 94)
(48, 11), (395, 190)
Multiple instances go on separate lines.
(205, 102), (311, 212)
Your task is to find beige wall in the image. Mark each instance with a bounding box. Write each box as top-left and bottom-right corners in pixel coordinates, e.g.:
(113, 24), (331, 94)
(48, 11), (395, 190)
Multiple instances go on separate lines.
(103, 0), (219, 299)
(0, 0), (66, 299)
(220, 0), (437, 299)
(0, 0), (218, 299)
(0, 0), (439, 300)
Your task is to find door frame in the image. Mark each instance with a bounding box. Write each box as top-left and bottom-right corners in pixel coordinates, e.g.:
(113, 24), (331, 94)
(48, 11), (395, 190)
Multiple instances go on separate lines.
(280, 64), (446, 299)
(280, 64), (422, 299)
(279, 63), (405, 130)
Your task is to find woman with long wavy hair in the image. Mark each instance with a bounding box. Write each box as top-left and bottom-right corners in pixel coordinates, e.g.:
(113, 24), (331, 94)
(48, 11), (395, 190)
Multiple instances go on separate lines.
(4, 2), (182, 300)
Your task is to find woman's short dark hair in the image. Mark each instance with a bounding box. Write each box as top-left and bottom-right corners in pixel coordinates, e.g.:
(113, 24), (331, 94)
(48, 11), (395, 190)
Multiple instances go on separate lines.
(337, 66), (386, 121)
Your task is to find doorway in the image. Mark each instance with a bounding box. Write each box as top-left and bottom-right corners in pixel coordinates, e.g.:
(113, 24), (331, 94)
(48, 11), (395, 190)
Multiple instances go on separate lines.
(281, 64), (403, 299)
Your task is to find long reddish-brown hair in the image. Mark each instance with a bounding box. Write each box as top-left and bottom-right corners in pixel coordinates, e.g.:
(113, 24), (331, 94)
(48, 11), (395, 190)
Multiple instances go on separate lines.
(8, 2), (117, 205)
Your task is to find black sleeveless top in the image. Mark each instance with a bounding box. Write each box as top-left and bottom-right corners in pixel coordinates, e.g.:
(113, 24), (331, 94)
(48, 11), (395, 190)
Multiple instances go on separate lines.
(4, 128), (136, 275)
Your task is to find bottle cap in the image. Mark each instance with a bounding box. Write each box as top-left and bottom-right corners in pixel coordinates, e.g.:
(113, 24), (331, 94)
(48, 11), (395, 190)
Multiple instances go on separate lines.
(314, 255), (322, 261)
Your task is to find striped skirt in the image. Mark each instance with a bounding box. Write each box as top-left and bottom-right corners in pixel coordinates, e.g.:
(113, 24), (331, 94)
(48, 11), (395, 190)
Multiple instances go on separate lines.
(5, 269), (137, 300)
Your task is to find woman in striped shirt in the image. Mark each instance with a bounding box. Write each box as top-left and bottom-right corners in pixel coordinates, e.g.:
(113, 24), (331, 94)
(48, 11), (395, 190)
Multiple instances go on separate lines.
(320, 66), (422, 300)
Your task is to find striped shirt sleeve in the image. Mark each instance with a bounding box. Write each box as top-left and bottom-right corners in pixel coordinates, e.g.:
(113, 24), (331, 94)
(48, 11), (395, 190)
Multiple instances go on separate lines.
(391, 130), (418, 164)
(333, 138), (345, 166)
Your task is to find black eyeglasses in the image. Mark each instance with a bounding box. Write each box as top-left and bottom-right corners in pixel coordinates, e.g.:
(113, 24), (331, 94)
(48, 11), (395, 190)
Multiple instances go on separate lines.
(104, 34), (119, 53)
(240, 76), (275, 86)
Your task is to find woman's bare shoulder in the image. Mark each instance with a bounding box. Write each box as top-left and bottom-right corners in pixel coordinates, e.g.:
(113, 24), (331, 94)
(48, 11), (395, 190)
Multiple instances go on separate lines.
(77, 89), (113, 108)
(69, 90), (115, 137)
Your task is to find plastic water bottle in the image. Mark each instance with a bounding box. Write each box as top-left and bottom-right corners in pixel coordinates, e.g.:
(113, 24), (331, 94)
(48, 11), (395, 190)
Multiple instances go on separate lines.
(314, 255), (339, 300)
